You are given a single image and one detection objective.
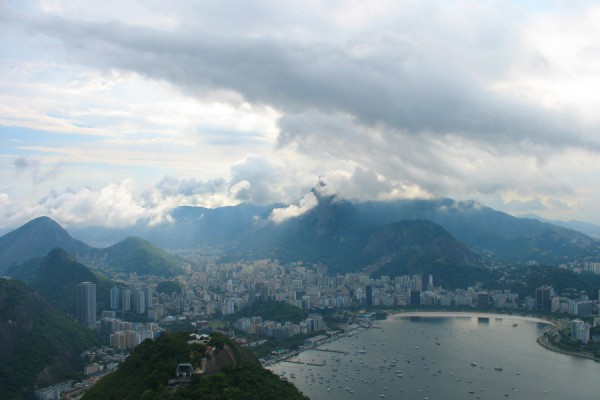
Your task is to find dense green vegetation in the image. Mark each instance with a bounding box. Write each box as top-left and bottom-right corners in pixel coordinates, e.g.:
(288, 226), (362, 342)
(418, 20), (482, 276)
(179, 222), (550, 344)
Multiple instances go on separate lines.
(82, 332), (308, 400)
(363, 220), (488, 287)
(232, 301), (308, 324)
(0, 279), (100, 399)
(156, 280), (182, 295)
(507, 265), (600, 300)
(8, 248), (113, 316)
(104, 237), (182, 276)
(170, 365), (309, 400)
(554, 333), (600, 359)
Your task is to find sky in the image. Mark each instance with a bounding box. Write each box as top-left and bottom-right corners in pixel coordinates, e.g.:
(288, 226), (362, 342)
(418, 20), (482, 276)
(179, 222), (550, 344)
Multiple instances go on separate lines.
(2, 0), (600, 230)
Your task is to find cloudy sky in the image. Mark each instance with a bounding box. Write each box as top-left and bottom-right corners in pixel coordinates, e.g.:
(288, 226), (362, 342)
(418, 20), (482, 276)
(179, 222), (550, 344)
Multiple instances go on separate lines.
(2, 0), (600, 229)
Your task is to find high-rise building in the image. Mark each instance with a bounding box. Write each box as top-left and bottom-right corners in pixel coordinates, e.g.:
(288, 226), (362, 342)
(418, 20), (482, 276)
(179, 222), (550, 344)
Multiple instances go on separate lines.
(570, 319), (591, 343)
(121, 288), (131, 314)
(133, 289), (145, 314)
(110, 286), (120, 310)
(536, 286), (553, 312)
(77, 282), (96, 328)
(255, 282), (269, 302)
(410, 289), (421, 305)
(427, 274), (434, 291)
(366, 285), (373, 306)
(478, 292), (491, 308)
(144, 285), (154, 309)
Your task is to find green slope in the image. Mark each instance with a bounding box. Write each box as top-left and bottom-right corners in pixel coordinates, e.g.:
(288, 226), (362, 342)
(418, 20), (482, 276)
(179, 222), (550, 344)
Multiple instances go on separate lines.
(361, 220), (490, 287)
(7, 248), (112, 317)
(104, 237), (182, 277)
(0, 279), (100, 399)
(0, 216), (92, 274)
(82, 332), (308, 400)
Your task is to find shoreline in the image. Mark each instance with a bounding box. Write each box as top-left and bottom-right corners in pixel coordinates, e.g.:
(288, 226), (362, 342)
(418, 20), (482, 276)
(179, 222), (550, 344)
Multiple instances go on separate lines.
(536, 319), (600, 362)
(387, 310), (552, 325)
(389, 310), (600, 363)
(269, 310), (599, 367)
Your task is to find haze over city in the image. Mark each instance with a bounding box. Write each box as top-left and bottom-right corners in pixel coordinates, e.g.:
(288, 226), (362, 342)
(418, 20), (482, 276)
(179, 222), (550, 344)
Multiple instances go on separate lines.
(2, 0), (600, 230)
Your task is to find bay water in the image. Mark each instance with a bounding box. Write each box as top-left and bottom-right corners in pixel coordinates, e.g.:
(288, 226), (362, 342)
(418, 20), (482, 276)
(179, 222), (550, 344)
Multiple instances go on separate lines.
(269, 313), (600, 400)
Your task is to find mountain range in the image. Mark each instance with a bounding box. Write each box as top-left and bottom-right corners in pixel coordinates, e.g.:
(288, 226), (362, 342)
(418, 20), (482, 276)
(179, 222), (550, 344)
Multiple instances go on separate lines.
(2, 196), (600, 280)
(70, 194), (600, 268)
(0, 216), (92, 274)
(0, 217), (184, 277)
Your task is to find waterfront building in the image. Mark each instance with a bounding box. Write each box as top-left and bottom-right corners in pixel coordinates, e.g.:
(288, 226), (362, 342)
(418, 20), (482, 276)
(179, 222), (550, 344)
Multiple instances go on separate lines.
(570, 319), (591, 344)
(536, 286), (553, 312)
(366, 285), (373, 306)
(477, 292), (490, 308)
(410, 289), (421, 305)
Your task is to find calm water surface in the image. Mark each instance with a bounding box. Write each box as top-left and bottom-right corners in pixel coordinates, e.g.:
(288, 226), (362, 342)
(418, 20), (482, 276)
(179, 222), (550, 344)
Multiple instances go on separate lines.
(269, 313), (600, 400)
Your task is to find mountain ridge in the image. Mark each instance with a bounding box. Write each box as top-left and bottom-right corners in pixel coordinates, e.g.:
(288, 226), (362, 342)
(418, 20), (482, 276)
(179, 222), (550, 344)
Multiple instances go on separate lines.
(3, 196), (599, 278)
(0, 216), (92, 274)
(0, 218), (183, 278)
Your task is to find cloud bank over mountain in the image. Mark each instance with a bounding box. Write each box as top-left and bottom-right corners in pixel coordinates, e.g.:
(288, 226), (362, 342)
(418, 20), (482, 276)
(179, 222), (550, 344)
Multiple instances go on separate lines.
(2, 1), (600, 228)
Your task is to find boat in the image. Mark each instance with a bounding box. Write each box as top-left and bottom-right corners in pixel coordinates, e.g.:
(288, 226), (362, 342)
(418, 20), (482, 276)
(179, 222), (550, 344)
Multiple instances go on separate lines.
(495, 366), (503, 371)
(470, 362), (478, 367)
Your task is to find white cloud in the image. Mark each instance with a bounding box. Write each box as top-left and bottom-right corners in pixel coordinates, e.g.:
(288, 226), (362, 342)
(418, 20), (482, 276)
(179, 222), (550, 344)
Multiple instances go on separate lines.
(2, 0), (600, 227)
(0, 193), (10, 208)
(269, 191), (318, 223)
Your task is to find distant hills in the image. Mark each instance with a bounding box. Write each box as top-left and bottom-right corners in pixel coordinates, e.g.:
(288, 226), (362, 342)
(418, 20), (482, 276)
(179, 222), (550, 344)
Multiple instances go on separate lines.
(520, 213), (600, 239)
(7, 248), (112, 317)
(0, 278), (100, 399)
(103, 236), (183, 276)
(0, 216), (92, 274)
(2, 195), (600, 280)
(65, 195), (600, 271)
(82, 331), (308, 400)
(0, 216), (184, 277)
(361, 220), (486, 286)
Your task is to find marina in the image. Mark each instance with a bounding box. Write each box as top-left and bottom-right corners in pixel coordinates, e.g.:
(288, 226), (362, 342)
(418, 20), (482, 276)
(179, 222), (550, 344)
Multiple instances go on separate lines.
(269, 313), (600, 400)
